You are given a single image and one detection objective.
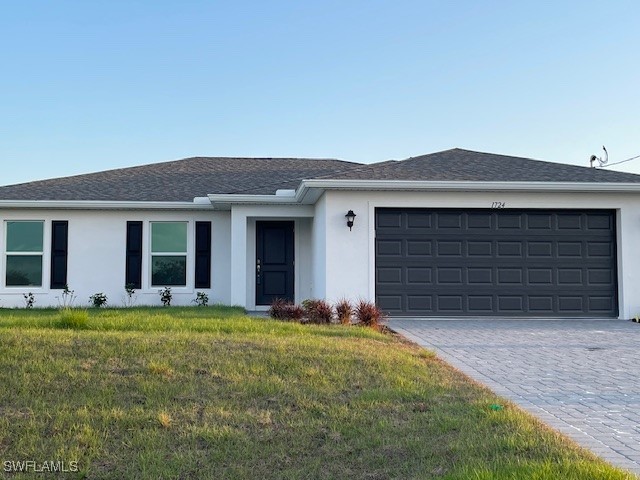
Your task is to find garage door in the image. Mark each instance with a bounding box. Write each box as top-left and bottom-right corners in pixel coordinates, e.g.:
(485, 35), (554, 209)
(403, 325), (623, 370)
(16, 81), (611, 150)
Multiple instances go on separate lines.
(375, 209), (618, 317)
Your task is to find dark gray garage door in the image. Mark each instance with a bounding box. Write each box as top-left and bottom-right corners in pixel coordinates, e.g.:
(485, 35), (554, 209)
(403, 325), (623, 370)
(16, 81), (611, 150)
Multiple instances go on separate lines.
(375, 209), (618, 317)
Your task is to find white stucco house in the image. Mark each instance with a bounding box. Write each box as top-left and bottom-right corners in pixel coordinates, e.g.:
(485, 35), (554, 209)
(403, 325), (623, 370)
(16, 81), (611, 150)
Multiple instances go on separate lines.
(1, 148), (640, 319)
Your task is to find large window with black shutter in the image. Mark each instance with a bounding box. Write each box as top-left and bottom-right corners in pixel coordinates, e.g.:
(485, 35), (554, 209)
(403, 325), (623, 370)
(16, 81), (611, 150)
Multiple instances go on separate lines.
(125, 220), (212, 290)
(50, 221), (68, 289)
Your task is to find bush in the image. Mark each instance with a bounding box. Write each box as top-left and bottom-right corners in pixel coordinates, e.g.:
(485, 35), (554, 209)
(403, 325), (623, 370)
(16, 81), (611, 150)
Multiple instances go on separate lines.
(193, 292), (209, 307)
(335, 299), (353, 325)
(302, 299), (333, 324)
(56, 309), (89, 329)
(89, 292), (108, 308)
(355, 300), (384, 330)
(159, 287), (172, 307)
(23, 292), (35, 309)
(269, 299), (304, 322)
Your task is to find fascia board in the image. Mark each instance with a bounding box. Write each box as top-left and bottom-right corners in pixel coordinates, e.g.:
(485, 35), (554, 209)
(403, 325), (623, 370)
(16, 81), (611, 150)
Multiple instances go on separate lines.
(0, 200), (213, 211)
(298, 179), (640, 194)
(207, 194), (300, 206)
(183, 180), (640, 209)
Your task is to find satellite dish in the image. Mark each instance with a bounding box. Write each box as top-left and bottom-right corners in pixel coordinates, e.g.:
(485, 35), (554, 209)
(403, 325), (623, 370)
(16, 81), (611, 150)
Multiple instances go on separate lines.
(590, 146), (608, 168)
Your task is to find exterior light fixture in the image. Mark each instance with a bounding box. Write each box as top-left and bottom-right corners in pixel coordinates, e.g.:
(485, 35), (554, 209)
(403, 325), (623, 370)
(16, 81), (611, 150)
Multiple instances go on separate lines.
(345, 210), (356, 231)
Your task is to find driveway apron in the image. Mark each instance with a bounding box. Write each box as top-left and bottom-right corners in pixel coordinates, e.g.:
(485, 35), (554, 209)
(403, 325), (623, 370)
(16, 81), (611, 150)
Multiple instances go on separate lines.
(388, 319), (640, 475)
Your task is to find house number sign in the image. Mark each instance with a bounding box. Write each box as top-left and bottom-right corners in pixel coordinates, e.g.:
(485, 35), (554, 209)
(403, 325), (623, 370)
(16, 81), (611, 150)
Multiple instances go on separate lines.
(491, 201), (506, 209)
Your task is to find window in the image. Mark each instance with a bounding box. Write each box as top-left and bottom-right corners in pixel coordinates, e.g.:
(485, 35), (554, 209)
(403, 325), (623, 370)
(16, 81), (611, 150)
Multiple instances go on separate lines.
(5, 221), (44, 287)
(151, 222), (187, 286)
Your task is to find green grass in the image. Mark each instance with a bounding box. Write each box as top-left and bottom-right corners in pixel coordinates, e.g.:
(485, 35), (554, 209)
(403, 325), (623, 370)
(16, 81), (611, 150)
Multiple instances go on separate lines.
(0, 307), (634, 479)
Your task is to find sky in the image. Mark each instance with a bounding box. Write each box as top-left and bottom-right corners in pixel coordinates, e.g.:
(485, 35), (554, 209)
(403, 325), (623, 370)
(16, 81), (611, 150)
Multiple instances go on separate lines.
(1, 1), (639, 186)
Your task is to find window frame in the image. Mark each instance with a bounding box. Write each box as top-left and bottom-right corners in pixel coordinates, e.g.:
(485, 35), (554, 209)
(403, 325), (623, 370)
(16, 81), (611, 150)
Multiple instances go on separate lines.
(3, 220), (46, 289)
(149, 221), (189, 288)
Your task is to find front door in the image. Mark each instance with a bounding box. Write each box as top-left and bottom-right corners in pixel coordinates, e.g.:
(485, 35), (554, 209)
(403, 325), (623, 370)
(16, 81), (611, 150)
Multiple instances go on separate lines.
(256, 221), (295, 305)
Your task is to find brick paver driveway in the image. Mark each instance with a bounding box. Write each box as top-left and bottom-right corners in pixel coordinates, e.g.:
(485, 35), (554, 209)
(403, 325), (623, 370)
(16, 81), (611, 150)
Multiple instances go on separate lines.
(388, 319), (640, 475)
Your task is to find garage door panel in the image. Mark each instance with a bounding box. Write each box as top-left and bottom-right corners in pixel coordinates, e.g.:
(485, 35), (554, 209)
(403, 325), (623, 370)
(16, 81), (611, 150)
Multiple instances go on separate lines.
(558, 296), (584, 312)
(527, 242), (553, 257)
(436, 213), (463, 229)
(407, 295), (432, 312)
(376, 208), (617, 317)
(438, 295), (464, 311)
(468, 267), (492, 284)
(587, 214), (613, 230)
(498, 296), (524, 312)
(558, 242), (582, 257)
(497, 242), (523, 257)
(497, 214), (522, 229)
(468, 241), (492, 256)
(467, 213), (492, 229)
(437, 240), (463, 257)
(407, 240), (432, 256)
(468, 296), (493, 312)
(528, 296), (554, 312)
(527, 214), (553, 229)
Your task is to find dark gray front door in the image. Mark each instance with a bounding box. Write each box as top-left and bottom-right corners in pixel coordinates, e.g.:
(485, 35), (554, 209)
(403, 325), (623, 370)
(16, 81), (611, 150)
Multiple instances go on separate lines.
(256, 221), (294, 305)
(375, 209), (618, 317)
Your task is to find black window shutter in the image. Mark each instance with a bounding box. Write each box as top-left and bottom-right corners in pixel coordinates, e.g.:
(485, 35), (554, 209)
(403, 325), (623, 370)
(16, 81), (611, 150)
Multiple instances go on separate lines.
(195, 221), (212, 288)
(126, 221), (143, 289)
(50, 221), (68, 289)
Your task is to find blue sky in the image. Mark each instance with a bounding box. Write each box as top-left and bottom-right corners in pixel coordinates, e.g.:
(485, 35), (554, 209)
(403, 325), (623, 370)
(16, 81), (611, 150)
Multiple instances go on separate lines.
(1, 1), (639, 186)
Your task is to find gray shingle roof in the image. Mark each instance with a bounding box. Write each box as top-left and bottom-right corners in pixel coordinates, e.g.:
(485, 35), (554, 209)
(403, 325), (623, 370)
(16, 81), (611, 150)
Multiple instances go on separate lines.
(316, 148), (640, 183)
(1, 149), (639, 202)
(0, 157), (361, 202)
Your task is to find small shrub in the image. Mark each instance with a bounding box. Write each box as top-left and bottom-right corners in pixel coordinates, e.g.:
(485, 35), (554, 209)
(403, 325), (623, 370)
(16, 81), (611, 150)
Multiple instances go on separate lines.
(269, 299), (304, 322)
(56, 284), (77, 309)
(159, 287), (172, 307)
(302, 299), (333, 324)
(23, 292), (35, 309)
(335, 299), (353, 325)
(89, 292), (108, 308)
(123, 283), (137, 307)
(355, 300), (384, 330)
(193, 291), (209, 307)
(56, 309), (89, 329)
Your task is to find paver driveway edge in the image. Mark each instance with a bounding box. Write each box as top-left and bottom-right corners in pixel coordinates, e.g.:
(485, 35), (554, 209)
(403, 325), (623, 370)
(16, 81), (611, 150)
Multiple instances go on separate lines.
(388, 319), (640, 477)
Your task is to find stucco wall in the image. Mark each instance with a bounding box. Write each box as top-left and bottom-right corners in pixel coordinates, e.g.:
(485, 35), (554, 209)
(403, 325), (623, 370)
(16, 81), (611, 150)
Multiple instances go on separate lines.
(320, 190), (640, 319)
(0, 209), (231, 308)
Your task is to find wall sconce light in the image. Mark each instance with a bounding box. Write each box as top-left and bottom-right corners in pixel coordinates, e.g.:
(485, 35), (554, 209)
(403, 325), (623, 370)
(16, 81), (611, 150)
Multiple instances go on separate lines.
(345, 210), (356, 231)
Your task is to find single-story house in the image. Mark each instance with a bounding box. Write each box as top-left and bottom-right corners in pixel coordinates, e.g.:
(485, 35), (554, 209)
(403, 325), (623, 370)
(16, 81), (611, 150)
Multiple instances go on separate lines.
(1, 148), (640, 318)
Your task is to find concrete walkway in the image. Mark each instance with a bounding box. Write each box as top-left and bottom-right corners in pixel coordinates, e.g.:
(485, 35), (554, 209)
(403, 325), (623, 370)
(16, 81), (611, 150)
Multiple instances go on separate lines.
(388, 319), (640, 475)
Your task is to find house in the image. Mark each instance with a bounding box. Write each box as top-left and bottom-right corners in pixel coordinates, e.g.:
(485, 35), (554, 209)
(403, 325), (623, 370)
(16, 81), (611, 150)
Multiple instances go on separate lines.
(1, 148), (640, 318)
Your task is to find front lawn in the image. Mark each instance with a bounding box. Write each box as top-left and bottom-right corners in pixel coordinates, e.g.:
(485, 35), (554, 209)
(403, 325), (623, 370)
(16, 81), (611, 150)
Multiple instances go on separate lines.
(0, 307), (633, 479)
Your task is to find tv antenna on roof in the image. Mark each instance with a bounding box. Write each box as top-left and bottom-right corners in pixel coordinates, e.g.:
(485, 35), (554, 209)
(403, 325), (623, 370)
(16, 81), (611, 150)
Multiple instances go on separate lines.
(590, 146), (608, 168)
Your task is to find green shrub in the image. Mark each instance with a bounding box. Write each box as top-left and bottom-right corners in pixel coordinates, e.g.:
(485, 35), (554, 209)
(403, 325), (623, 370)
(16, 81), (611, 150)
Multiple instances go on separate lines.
(159, 287), (172, 307)
(193, 291), (209, 307)
(89, 292), (108, 308)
